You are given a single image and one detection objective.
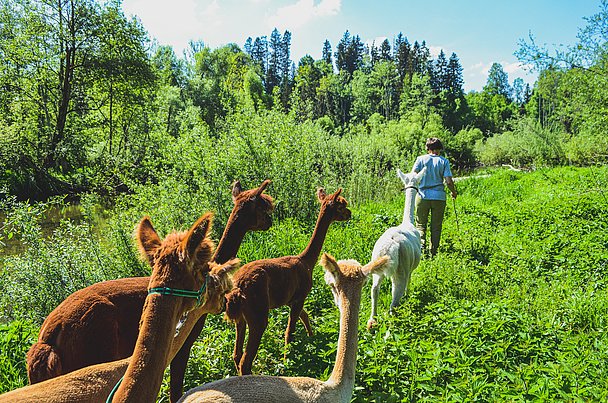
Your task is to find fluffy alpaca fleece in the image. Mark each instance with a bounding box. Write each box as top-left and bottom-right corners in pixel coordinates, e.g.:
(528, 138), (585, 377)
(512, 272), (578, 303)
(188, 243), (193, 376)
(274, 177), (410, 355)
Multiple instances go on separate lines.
(225, 188), (351, 376)
(26, 180), (272, 403)
(367, 168), (426, 329)
(1, 213), (244, 403)
(178, 253), (388, 403)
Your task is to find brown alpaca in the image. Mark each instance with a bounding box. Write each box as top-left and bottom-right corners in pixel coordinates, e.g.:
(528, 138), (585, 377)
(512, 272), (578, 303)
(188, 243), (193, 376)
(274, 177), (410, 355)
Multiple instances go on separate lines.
(26, 180), (273, 401)
(1, 213), (241, 402)
(226, 188), (351, 376)
(169, 179), (273, 401)
(178, 253), (389, 403)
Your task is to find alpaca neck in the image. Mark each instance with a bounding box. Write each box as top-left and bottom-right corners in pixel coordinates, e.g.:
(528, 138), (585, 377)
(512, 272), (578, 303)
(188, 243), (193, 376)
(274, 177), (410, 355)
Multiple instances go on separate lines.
(326, 287), (362, 401)
(402, 188), (417, 225)
(212, 212), (248, 264)
(300, 207), (332, 265)
(111, 295), (181, 402)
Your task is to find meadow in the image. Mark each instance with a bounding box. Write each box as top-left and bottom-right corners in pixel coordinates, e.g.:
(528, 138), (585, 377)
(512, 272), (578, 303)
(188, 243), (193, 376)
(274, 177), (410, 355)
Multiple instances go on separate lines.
(1, 165), (607, 401)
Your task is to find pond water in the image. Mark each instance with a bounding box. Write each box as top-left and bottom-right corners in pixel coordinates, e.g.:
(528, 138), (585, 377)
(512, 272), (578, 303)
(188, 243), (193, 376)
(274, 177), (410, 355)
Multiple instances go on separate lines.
(0, 203), (84, 256)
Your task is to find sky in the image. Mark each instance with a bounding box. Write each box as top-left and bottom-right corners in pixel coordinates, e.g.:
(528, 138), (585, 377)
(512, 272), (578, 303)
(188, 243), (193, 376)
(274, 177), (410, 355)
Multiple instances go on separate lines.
(120, 0), (601, 92)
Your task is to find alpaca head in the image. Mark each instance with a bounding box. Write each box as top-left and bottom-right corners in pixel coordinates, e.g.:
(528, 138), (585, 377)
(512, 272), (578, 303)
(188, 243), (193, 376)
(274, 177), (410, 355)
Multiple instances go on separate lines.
(397, 167), (426, 189)
(136, 213), (215, 313)
(199, 258), (241, 314)
(231, 179), (274, 231)
(317, 188), (352, 222)
(320, 253), (389, 305)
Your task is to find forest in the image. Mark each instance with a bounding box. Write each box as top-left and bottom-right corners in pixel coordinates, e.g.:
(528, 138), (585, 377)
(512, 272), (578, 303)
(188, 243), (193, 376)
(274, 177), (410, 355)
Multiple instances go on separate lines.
(1, 0), (608, 401)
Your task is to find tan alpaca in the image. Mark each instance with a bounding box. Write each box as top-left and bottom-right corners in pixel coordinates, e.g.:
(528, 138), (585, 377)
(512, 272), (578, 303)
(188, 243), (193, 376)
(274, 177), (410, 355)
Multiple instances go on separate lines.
(179, 253), (388, 403)
(226, 188), (351, 375)
(26, 180), (272, 402)
(0, 213), (240, 403)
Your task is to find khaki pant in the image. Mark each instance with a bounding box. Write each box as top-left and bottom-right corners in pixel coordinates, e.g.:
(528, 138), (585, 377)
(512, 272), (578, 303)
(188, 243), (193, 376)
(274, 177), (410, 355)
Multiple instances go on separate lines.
(415, 198), (446, 256)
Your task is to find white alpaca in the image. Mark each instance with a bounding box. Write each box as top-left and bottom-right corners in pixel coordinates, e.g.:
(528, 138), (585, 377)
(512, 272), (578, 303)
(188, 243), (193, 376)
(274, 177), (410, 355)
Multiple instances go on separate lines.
(178, 253), (389, 403)
(367, 167), (426, 329)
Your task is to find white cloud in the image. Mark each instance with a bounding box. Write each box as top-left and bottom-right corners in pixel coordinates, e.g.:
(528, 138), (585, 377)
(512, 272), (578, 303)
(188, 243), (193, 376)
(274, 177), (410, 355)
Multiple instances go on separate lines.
(428, 45), (443, 59)
(267, 0), (342, 30)
(463, 60), (536, 92)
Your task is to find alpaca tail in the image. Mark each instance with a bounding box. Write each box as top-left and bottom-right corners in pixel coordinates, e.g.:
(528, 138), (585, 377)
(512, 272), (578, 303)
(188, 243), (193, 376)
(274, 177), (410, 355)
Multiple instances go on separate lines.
(224, 288), (246, 322)
(26, 341), (63, 384)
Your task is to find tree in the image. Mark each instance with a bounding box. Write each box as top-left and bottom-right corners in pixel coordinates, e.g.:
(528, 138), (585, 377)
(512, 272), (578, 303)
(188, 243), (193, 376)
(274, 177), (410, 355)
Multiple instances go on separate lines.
(322, 39), (333, 66)
(379, 38), (392, 61)
(431, 50), (448, 92)
(335, 31), (365, 77)
(484, 62), (512, 100)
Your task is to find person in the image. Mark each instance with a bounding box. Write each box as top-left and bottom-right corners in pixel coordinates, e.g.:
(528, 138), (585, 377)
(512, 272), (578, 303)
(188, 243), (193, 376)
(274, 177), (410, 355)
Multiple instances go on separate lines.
(411, 137), (457, 257)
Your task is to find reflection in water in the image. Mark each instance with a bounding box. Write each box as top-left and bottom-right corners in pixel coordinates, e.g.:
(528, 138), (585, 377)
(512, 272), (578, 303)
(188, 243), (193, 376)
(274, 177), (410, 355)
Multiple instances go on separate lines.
(0, 204), (83, 256)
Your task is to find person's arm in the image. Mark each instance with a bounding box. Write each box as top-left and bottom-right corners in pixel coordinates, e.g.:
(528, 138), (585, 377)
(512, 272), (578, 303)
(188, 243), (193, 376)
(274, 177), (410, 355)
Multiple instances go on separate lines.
(411, 157), (421, 173)
(445, 176), (457, 199)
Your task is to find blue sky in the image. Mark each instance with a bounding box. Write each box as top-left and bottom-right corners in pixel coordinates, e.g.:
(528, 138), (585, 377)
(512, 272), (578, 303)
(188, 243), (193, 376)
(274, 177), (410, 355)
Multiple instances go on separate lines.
(121, 0), (601, 92)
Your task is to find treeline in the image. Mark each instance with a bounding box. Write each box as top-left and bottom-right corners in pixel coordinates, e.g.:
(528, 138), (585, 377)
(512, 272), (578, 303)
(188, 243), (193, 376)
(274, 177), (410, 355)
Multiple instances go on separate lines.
(0, 0), (607, 201)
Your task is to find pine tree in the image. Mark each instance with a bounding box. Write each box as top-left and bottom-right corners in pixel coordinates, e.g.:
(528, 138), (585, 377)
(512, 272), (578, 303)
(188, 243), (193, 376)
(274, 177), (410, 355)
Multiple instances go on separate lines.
(446, 52), (464, 96)
(431, 49), (448, 92)
(484, 62), (511, 100)
(244, 37), (253, 56)
(380, 38), (392, 61)
(251, 36), (268, 76)
(266, 28), (281, 93)
(322, 39), (333, 66)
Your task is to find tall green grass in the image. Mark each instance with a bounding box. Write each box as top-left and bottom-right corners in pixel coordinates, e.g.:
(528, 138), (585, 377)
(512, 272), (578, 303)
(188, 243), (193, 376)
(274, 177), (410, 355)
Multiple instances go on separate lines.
(1, 166), (607, 400)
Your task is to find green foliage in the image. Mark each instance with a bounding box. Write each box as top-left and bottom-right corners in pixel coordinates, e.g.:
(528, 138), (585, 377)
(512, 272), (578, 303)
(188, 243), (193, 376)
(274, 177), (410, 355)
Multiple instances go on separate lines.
(3, 167), (608, 402)
(0, 320), (37, 393)
(475, 117), (568, 167)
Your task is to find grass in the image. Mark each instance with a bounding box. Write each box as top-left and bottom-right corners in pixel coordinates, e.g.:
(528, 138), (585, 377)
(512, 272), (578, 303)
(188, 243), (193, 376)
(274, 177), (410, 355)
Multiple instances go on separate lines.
(1, 166), (608, 401)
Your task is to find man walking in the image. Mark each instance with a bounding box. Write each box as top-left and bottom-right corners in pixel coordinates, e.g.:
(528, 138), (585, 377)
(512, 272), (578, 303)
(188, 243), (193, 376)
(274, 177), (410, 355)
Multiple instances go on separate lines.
(412, 137), (457, 257)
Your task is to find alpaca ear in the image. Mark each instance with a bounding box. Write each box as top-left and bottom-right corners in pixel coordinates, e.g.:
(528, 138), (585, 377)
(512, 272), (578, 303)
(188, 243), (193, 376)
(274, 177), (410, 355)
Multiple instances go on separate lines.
(332, 188), (343, 199)
(212, 258), (241, 277)
(320, 252), (340, 277)
(317, 188), (327, 202)
(396, 168), (406, 181)
(136, 216), (161, 266)
(232, 180), (243, 202)
(255, 179), (271, 197)
(361, 256), (389, 277)
(183, 212), (213, 261)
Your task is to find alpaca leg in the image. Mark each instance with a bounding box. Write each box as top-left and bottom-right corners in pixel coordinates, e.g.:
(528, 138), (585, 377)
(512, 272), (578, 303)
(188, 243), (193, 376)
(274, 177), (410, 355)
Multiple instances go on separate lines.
(169, 314), (207, 403)
(239, 315), (268, 376)
(285, 301), (306, 346)
(299, 309), (313, 337)
(367, 272), (384, 329)
(389, 276), (407, 313)
(233, 320), (246, 373)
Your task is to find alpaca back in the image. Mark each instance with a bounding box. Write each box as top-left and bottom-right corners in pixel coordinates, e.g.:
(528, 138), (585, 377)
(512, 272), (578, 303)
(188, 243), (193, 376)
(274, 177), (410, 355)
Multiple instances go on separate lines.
(371, 222), (421, 278)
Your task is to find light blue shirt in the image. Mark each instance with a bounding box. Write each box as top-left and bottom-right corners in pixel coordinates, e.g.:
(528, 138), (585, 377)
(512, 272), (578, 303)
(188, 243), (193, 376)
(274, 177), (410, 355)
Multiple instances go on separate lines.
(412, 154), (453, 200)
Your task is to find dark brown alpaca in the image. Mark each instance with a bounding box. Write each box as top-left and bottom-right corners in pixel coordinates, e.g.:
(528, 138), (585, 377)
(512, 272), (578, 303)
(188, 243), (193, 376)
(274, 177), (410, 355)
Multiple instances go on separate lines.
(226, 188), (351, 376)
(26, 180), (273, 401)
(169, 179), (273, 401)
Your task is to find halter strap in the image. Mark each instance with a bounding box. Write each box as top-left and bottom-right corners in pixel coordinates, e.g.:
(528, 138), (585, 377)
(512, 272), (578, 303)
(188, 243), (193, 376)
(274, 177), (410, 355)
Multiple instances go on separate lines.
(148, 274), (208, 307)
(106, 274), (208, 402)
(404, 185), (422, 197)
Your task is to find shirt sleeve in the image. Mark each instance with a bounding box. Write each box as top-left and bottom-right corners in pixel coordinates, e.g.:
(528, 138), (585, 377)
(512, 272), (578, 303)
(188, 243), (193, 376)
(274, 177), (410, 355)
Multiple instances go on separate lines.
(412, 157), (422, 173)
(443, 158), (453, 178)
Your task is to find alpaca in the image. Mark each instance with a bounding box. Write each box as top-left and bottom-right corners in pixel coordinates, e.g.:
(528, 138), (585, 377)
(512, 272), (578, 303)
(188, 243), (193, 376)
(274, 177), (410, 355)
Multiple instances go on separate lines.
(0, 213), (241, 403)
(26, 179), (273, 396)
(367, 167), (426, 329)
(178, 253), (389, 403)
(169, 179), (273, 402)
(226, 188), (351, 376)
